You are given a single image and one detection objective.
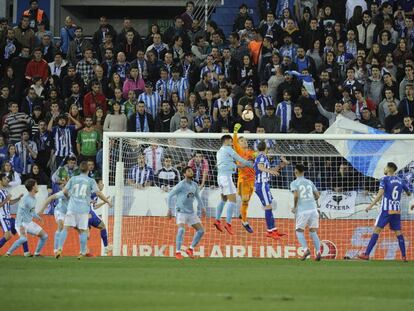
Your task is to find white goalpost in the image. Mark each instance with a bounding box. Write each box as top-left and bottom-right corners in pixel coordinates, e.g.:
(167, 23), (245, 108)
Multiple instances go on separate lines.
(102, 131), (414, 259)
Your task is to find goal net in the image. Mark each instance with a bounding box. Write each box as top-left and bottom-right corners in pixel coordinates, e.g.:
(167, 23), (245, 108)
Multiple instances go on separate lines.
(102, 131), (414, 260)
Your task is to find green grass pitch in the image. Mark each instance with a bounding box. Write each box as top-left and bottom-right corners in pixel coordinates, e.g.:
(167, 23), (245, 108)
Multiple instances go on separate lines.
(1, 257), (413, 311)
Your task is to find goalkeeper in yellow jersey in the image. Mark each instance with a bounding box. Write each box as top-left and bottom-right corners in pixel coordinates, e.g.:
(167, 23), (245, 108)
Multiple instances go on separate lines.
(233, 123), (257, 233)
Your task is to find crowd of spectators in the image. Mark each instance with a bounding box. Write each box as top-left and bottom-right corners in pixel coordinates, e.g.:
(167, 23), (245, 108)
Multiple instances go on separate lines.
(0, 0), (413, 191)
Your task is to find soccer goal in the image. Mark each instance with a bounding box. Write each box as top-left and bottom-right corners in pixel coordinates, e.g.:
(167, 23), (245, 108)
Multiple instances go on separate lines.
(102, 129), (414, 260)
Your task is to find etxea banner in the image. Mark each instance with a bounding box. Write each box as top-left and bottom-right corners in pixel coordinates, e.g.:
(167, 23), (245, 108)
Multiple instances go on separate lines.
(319, 191), (357, 214)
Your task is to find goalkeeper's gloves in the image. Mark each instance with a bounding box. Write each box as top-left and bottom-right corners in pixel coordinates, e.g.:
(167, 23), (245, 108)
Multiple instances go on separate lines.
(233, 123), (242, 134)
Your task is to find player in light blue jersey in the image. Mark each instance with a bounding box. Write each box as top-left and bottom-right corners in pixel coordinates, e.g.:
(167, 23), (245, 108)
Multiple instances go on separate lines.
(57, 161), (112, 259)
(167, 166), (205, 259)
(88, 179), (112, 255)
(290, 164), (321, 261)
(0, 174), (31, 256)
(6, 179), (48, 257)
(214, 135), (252, 235)
(41, 181), (68, 256)
(254, 141), (288, 240)
(359, 162), (412, 261)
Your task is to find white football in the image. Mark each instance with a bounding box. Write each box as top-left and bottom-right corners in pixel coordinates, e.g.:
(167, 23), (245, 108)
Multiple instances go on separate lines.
(242, 110), (254, 121)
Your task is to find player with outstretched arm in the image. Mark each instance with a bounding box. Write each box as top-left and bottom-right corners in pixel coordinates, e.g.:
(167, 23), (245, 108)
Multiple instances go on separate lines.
(254, 141), (287, 240)
(290, 164), (322, 261)
(167, 166), (206, 260)
(214, 134), (252, 235)
(57, 161), (112, 259)
(359, 162), (412, 261)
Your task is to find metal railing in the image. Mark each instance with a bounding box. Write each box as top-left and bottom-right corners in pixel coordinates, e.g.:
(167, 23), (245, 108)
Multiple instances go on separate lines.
(193, 0), (223, 29)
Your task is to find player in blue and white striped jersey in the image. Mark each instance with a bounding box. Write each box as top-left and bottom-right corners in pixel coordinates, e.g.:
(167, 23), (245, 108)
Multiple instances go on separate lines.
(138, 82), (162, 119)
(290, 164), (321, 261)
(0, 174), (30, 255)
(254, 141), (287, 240)
(254, 82), (274, 118)
(167, 67), (189, 102)
(88, 179), (112, 255)
(167, 166), (205, 259)
(6, 179), (48, 257)
(359, 162), (412, 261)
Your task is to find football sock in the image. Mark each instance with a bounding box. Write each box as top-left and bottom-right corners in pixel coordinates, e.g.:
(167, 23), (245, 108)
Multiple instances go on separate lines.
(0, 237), (6, 248)
(265, 209), (275, 230)
(397, 235), (406, 258)
(240, 201), (248, 223)
(215, 201), (225, 220)
(59, 228), (68, 250)
(176, 227), (185, 252)
(296, 231), (308, 249)
(54, 231), (60, 251)
(7, 236), (27, 254)
(80, 231), (88, 255)
(365, 233), (379, 256)
(226, 202), (236, 224)
(310, 231), (321, 253)
(35, 234), (48, 255)
(22, 241), (29, 253)
(100, 229), (108, 247)
(191, 228), (204, 249)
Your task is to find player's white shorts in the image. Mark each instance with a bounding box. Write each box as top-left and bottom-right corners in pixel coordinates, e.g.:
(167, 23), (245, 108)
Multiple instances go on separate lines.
(54, 210), (66, 222)
(17, 222), (43, 236)
(217, 175), (237, 196)
(64, 212), (89, 230)
(295, 210), (319, 230)
(176, 212), (201, 226)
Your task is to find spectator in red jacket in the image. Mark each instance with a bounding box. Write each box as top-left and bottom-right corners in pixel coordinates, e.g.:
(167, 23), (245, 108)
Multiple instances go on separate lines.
(25, 47), (48, 82)
(83, 80), (107, 116)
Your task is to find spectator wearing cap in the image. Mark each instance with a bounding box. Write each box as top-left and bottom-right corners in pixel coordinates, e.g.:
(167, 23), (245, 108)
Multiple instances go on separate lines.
(83, 81), (107, 116)
(122, 66), (145, 99)
(260, 103), (279, 133)
(15, 129), (37, 180)
(360, 107), (382, 129)
(128, 101), (155, 132)
(167, 67), (189, 102)
(138, 81), (162, 119)
(47, 113), (81, 167)
(23, 0), (49, 31)
(2, 102), (33, 145)
(155, 101), (175, 132)
(353, 88), (377, 120)
(25, 47), (48, 83)
(13, 15), (35, 52)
